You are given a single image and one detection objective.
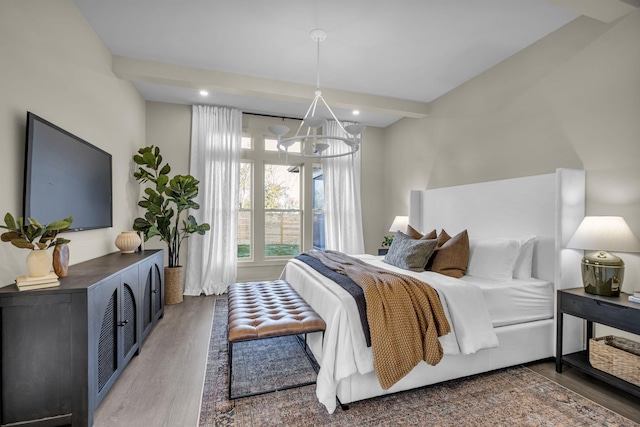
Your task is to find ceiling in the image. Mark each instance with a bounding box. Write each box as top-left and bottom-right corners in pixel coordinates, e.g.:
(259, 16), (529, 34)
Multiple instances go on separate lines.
(73, 0), (583, 127)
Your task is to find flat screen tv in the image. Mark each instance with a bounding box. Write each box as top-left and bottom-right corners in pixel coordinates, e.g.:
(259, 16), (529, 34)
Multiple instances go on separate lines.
(23, 112), (113, 231)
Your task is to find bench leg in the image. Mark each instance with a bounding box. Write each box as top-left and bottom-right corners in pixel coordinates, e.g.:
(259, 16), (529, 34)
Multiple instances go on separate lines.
(228, 341), (233, 400)
(228, 334), (320, 400)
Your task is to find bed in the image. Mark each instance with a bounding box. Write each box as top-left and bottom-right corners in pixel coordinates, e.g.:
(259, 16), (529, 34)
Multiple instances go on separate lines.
(280, 168), (586, 413)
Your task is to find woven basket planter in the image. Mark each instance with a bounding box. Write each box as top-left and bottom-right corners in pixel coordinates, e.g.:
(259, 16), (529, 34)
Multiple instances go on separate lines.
(590, 335), (640, 387)
(164, 266), (184, 305)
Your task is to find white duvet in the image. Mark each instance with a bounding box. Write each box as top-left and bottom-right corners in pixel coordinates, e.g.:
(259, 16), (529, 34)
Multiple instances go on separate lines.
(280, 254), (499, 413)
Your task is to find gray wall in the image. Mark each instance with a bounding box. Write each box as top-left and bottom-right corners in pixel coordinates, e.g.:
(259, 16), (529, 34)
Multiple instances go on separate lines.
(0, 0), (146, 286)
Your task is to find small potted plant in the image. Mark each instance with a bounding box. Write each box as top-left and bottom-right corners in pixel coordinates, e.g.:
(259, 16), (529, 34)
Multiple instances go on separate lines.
(132, 145), (210, 304)
(1, 213), (72, 277)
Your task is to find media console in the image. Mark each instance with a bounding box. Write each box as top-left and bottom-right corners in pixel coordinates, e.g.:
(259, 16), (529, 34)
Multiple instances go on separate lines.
(0, 250), (164, 427)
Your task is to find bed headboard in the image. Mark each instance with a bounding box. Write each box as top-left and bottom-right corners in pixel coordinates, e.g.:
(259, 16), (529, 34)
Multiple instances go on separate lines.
(408, 168), (585, 288)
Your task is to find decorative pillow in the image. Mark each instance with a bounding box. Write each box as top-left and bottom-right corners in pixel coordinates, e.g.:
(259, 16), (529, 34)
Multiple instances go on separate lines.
(466, 238), (521, 282)
(436, 229), (451, 247)
(428, 230), (469, 278)
(406, 224), (437, 240)
(406, 224), (423, 239)
(384, 231), (438, 272)
(513, 235), (536, 279)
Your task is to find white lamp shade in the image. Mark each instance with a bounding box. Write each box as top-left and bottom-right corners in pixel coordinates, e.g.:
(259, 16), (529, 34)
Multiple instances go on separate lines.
(304, 117), (327, 129)
(344, 124), (366, 136)
(566, 216), (640, 252)
(279, 139), (296, 148)
(389, 216), (409, 233)
(314, 142), (330, 153)
(268, 125), (290, 137)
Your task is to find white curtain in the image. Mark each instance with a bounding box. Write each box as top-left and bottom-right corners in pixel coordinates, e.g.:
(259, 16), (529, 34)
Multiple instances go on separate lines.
(185, 105), (242, 295)
(322, 121), (365, 254)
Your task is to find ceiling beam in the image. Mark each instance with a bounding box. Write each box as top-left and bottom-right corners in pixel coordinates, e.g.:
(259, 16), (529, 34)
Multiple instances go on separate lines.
(547, 0), (639, 23)
(112, 56), (430, 119)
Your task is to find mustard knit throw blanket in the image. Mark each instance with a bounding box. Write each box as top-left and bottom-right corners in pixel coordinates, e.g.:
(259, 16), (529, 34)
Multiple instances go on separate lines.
(303, 250), (451, 389)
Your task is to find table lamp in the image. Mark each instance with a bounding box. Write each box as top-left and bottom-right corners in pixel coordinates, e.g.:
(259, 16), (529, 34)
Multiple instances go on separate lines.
(566, 216), (640, 296)
(389, 216), (409, 233)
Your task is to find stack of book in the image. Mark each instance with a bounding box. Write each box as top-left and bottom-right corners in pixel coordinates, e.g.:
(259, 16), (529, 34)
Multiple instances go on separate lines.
(16, 272), (60, 292)
(629, 291), (640, 304)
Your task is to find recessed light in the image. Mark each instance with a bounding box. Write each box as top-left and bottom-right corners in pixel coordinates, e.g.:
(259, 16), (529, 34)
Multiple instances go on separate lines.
(199, 90), (209, 96)
(352, 110), (360, 115)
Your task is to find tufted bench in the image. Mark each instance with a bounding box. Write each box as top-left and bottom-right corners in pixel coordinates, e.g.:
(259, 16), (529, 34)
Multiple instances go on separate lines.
(227, 280), (326, 399)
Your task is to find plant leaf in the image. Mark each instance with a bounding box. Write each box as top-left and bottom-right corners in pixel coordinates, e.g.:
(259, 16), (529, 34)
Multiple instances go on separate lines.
(1, 231), (20, 242)
(28, 217), (42, 228)
(12, 238), (35, 249)
(4, 213), (16, 230)
(45, 220), (71, 231)
(142, 151), (156, 168)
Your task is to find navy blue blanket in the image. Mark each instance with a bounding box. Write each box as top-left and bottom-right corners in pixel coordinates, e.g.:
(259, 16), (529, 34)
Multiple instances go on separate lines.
(295, 254), (372, 347)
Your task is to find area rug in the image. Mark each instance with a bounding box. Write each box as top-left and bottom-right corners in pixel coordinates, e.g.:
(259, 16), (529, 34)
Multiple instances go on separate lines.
(199, 295), (638, 426)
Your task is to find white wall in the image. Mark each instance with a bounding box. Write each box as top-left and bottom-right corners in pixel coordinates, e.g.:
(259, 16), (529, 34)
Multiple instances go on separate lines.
(384, 12), (640, 292)
(383, 12), (640, 340)
(0, 0), (146, 286)
(142, 102), (193, 266)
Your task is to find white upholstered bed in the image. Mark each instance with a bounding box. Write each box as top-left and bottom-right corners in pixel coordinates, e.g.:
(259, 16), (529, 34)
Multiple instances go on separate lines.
(280, 169), (586, 413)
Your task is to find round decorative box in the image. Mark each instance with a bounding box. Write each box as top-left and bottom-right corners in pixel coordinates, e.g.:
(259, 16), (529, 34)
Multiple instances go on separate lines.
(115, 231), (141, 254)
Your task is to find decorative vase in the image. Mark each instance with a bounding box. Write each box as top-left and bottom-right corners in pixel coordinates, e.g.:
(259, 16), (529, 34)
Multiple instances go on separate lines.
(26, 249), (53, 277)
(115, 231), (141, 254)
(164, 266), (184, 305)
(53, 243), (70, 278)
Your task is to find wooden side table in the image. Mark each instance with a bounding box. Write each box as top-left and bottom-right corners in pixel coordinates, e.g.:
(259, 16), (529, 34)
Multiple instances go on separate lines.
(556, 287), (640, 398)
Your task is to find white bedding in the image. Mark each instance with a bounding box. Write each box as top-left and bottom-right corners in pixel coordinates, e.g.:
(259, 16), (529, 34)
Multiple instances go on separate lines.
(458, 275), (554, 327)
(281, 254), (503, 413)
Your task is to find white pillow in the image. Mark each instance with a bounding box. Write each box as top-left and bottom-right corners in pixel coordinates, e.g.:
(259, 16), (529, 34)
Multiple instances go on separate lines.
(466, 238), (521, 282)
(513, 235), (536, 279)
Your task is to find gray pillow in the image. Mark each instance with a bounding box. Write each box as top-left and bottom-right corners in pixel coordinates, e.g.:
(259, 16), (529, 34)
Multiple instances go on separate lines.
(383, 231), (437, 272)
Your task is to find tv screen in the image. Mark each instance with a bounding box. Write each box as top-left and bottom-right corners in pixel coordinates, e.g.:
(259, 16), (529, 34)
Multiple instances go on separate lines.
(23, 112), (113, 231)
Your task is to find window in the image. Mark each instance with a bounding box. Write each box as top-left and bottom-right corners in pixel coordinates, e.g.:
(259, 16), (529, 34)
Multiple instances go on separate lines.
(238, 125), (323, 263)
(264, 164), (301, 257)
(241, 136), (252, 150)
(238, 161), (252, 258)
(312, 167), (325, 250)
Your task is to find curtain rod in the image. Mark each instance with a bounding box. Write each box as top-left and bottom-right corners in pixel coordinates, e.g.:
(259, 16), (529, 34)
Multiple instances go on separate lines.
(244, 112), (303, 122)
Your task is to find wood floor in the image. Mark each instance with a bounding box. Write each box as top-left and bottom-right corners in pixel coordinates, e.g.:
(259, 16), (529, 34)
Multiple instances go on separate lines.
(93, 296), (640, 426)
(93, 296), (216, 427)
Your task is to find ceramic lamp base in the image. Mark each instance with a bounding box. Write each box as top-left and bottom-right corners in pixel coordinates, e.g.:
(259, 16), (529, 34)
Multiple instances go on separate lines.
(581, 251), (624, 297)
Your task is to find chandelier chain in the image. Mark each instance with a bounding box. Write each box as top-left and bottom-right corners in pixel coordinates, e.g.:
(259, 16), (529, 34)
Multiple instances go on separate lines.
(267, 28), (365, 160)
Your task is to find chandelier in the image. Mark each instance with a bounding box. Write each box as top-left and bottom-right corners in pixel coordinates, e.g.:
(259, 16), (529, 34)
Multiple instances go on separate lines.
(268, 28), (366, 159)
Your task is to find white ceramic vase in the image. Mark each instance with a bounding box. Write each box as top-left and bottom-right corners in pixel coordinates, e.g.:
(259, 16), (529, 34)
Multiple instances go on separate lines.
(115, 231), (141, 254)
(26, 249), (53, 277)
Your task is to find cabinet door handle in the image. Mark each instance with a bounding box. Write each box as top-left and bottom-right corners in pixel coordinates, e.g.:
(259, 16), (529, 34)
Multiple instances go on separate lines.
(595, 300), (626, 311)
(118, 320), (129, 327)
(152, 289), (158, 294)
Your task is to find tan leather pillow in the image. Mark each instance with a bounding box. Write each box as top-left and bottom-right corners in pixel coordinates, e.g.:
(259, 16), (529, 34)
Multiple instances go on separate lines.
(407, 224), (437, 240)
(428, 229), (470, 278)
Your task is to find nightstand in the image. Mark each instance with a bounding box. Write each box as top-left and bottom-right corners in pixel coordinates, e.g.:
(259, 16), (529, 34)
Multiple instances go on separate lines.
(377, 248), (388, 256)
(556, 287), (640, 398)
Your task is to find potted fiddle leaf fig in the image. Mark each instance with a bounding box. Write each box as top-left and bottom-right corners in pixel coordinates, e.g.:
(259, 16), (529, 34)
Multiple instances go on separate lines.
(1, 213), (73, 277)
(132, 145), (210, 304)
